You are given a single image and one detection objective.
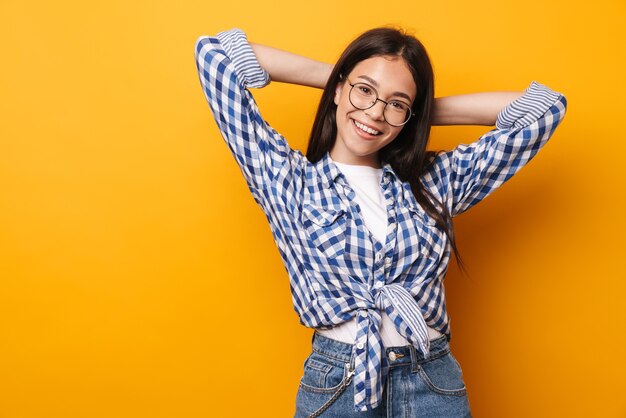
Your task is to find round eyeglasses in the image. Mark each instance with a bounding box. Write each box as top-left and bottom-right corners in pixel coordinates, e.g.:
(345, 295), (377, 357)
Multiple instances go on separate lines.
(347, 80), (414, 127)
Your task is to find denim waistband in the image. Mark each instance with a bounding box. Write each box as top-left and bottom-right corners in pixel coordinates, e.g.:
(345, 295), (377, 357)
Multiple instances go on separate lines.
(312, 331), (451, 372)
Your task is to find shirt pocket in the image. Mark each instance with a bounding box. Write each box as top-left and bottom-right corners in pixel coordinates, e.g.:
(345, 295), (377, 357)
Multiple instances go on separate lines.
(406, 204), (442, 261)
(301, 203), (348, 260)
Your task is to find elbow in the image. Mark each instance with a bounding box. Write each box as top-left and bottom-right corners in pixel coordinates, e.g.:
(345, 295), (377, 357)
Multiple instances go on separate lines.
(555, 94), (568, 124)
(194, 36), (209, 63)
(560, 94), (568, 114)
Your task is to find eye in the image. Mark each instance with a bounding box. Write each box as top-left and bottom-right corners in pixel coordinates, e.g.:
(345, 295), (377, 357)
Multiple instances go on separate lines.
(358, 85), (372, 94)
(388, 100), (409, 112)
(352, 82), (376, 97)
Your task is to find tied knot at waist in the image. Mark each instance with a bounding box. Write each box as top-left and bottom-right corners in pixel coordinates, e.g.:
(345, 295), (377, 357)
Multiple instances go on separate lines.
(361, 283), (431, 356)
(349, 283), (433, 412)
(371, 283), (401, 310)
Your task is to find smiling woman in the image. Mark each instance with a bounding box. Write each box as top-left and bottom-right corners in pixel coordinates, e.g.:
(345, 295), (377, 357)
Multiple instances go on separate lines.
(194, 27), (566, 417)
(331, 55), (417, 167)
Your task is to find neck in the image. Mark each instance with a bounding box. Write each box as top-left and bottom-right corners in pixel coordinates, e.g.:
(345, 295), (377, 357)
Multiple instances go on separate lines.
(329, 150), (381, 168)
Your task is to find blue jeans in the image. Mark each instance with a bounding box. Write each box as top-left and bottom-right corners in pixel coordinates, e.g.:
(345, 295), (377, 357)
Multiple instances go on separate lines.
(294, 332), (472, 417)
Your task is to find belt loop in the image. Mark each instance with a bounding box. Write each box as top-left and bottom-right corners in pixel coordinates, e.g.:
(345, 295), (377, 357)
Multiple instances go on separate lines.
(408, 344), (419, 373)
(348, 345), (356, 373)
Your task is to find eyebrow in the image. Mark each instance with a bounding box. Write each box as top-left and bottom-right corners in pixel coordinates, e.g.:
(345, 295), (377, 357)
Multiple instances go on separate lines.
(356, 75), (413, 102)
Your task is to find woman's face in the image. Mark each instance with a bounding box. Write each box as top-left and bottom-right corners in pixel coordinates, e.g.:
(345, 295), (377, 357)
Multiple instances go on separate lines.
(331, 55), (416, 168)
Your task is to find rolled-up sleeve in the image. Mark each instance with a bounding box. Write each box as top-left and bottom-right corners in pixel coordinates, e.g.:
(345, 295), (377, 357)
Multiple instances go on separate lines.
(421, 81), (568, 217)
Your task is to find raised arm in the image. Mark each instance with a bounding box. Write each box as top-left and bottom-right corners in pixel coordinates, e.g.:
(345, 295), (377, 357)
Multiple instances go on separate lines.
(431, 91), (526, 126)
(249, 42), (333, 89)
(194, 29), (303, 208)
(422, 81), (568, 217)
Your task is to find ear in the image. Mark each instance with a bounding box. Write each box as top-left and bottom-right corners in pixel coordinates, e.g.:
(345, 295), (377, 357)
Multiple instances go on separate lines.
(334, 82), (344, 106)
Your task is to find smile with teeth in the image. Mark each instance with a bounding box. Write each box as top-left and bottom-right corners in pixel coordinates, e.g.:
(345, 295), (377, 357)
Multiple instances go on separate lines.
(353, 119), (381, 136)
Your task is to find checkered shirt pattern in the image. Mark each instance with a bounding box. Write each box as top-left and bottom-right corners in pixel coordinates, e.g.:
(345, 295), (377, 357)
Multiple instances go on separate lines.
(194, 28), (567, 412)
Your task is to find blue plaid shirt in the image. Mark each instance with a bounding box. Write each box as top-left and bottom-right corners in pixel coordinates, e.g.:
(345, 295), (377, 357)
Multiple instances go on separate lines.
(194, 28), (567, 412)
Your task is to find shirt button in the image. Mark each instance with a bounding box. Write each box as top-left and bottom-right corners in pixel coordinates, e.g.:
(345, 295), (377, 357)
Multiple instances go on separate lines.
(356, 342), (364, 349)
(384, 257), (392, 267)
(359, 311), (368, 318)
(375, 252), (383, 262)
(374, 282), (383, 289)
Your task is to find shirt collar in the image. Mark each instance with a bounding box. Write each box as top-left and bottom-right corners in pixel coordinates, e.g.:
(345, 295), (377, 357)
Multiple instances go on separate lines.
(317, 151), (342, 187)
(317, 151), (400, 187)
(381, 162), (398, 181)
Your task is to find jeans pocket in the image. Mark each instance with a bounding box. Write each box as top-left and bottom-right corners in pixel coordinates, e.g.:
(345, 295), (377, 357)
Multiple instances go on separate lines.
(298, 352), (350, 394)
(417, 351), (467, 396)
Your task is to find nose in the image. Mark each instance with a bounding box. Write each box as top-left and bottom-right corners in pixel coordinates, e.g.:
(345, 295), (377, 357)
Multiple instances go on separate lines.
(364, 99), (386, 121)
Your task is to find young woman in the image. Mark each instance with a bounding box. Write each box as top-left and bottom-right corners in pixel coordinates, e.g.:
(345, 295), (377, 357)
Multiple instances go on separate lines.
(194, 27), (567, 417)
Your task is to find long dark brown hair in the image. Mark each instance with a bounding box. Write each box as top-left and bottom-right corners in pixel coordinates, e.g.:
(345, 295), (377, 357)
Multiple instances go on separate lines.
(306, 27), (466, 273)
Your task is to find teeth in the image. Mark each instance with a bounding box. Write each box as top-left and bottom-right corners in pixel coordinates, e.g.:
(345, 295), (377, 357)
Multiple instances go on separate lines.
(353, 120), (380, 135)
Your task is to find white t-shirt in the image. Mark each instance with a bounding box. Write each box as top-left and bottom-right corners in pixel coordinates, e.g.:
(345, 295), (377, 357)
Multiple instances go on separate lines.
(317, 157), (442, 346)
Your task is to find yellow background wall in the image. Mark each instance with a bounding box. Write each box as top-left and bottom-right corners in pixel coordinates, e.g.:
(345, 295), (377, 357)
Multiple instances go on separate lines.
(1, 0), (624, 417)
